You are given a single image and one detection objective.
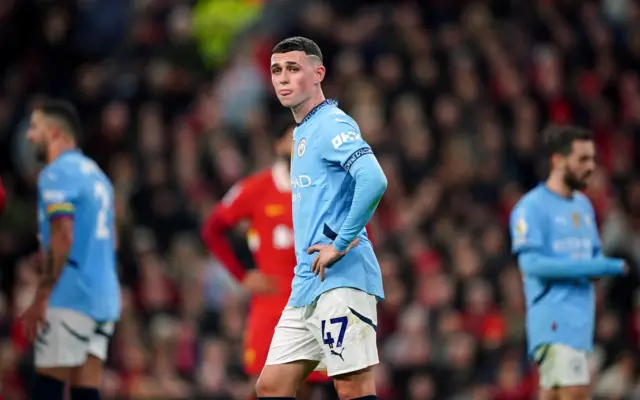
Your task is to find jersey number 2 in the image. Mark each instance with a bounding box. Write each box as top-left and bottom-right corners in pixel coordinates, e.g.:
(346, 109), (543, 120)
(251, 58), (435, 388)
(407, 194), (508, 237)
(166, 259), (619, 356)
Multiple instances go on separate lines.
(94, 181), (110, 239)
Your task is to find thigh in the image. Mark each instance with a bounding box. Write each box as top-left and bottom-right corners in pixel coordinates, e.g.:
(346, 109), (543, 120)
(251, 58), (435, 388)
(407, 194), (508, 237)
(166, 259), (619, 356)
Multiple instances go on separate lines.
(307, 288), (379, 377)
(536, 344), (590, 395)
(70, 321), (116, 387)
(35, 308), (94, 370)
(260, 307), (324, 396)
(265, 307), (324, 366)
(87, 321), (115, 361)
(258, 361), (319, 397)
(538, 388), (558, 400)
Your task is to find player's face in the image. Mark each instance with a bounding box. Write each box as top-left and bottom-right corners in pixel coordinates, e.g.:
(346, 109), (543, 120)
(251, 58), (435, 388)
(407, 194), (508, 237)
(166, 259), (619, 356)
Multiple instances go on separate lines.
(563, 140), (596, 190)
(270, 51), (324, 108)
(26, 110), (51, 161)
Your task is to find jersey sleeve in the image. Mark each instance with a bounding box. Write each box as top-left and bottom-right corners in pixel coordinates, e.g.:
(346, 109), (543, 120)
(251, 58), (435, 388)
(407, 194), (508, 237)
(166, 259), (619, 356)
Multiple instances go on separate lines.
(319, 119), (388, 251)
(581, 195), (603, 257)
(510, 199), (545, 255)
(319, 120), (374, 171)
(38, 167), (80, 221)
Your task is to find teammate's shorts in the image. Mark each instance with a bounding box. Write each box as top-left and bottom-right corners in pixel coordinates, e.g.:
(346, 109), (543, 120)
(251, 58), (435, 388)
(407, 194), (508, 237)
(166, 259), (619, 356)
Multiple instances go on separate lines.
(35, 308), (115, 368)
(534, 343), (590, 389)
(265, 287), (379, 377)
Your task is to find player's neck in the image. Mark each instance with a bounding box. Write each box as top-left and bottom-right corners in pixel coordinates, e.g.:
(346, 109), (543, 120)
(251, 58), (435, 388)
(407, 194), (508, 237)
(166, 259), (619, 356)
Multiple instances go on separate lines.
(291, 92), (326, 123)
(545, 174), (573, 198)
(47, 140), (76, 164)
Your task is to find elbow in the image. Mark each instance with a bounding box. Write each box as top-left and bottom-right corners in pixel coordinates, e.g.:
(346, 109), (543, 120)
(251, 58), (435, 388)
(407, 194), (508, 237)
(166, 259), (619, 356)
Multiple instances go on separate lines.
(359, 167), (387, 197)
(200, 212), (227, 247)
(63, 235), (73, 253)
(53, 232), (73, 255)
(519, 264), (537, 277)
(376, 173), (388, 196)
(518, 253), (541, 277)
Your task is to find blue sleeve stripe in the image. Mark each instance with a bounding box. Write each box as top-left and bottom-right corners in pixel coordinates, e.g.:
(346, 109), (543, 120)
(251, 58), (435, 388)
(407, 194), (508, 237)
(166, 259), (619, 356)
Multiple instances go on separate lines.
(342, 147), (373, 171)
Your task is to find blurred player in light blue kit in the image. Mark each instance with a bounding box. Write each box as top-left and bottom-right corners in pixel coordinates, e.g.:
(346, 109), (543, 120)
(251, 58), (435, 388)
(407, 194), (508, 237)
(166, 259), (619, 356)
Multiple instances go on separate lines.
(256, 37), (387, 400)
(22, 100), (120, 400)
(509, 126), (627, 400)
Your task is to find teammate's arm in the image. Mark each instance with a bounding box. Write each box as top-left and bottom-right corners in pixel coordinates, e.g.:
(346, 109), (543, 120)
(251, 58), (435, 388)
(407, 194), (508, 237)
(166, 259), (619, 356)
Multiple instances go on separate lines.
(322, 123), (387, 252)
(518, 252), (624, 278)
(38, 217), (74, 298)
(510, 202), (625, 280)
(35, 171), (78, 301)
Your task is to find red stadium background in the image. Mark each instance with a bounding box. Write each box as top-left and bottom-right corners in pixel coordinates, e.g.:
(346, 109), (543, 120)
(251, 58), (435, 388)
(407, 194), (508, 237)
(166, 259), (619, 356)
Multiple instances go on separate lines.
(1, 0), (640, 399)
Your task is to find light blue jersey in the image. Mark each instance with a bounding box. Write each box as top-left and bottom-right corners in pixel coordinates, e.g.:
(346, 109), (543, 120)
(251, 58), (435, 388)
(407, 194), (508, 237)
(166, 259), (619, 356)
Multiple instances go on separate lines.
(289, 100), (387, 307)
(509, 184), (624, 357)
(38, 149), (121, 322)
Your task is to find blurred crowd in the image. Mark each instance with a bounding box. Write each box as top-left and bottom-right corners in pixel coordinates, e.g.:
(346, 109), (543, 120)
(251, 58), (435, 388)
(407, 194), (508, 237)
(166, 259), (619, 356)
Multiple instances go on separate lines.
(2, 0), (640, 399)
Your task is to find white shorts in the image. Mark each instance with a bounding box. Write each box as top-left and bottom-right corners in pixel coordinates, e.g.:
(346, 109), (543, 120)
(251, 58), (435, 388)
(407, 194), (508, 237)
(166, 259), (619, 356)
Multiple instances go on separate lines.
(265, 287), (379, 377)
(35, 308), (115, 368)
(535, 343), (590, 389)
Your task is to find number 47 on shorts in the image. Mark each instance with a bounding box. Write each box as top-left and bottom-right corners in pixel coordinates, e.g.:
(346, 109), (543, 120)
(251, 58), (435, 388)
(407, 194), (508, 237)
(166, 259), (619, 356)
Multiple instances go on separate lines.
(321, 316), (348, 349)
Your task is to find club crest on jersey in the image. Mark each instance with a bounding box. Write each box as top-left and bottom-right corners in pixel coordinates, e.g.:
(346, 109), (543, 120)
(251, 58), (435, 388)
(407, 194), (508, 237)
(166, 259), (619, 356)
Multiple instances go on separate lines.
(297, 138), (307, 158)
(572, 212), (580, 228)
(515, 217), (527, 235)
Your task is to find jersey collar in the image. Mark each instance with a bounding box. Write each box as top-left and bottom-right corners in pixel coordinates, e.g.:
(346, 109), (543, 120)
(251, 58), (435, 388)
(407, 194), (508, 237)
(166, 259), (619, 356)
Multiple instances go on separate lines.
(60, 148), (81, 157)
(539, 182), (574, 200)
(52, 148), (80, 163)
(297, 99), (338, 126)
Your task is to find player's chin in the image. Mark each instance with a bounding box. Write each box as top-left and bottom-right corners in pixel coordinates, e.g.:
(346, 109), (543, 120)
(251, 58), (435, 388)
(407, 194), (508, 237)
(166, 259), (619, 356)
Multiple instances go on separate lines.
(35, 146), (47, 162)
(278, 95), (297, 108)
(577, 177), (591, 189)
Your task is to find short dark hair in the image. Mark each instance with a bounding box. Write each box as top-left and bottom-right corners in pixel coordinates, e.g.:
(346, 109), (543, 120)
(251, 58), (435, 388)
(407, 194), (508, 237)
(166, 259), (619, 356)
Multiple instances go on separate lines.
(543, 125), (593, 157)
(36, 99), (82, 142)
(272, 36), (323, 63)
(271, 115), (295, 140)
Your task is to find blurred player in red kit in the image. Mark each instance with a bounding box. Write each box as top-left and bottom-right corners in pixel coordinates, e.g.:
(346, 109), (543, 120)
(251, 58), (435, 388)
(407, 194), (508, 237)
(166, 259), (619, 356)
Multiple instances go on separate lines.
(201, 118), (332, 398)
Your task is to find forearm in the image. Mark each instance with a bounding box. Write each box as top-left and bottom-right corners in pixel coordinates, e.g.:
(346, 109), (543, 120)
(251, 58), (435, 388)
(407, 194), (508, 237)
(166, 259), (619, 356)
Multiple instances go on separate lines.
(37, 243), (70, 300)
(518, 252), (624, 279)
(334, 157), (387, 251)
(36, 217), (73, 301)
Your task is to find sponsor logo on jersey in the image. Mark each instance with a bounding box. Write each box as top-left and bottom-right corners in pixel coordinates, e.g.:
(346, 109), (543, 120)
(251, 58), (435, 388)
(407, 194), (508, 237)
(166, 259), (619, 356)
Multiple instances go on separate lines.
(291, 175), (313, 189)
(265, 204), (285, 217)
(331, 131), (361, 149)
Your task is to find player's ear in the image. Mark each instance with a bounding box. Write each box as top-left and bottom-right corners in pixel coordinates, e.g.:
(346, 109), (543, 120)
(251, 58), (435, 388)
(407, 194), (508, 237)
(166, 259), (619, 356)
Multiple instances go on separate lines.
(314, 65), (326, 84)
(551, 153), (566, 169)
